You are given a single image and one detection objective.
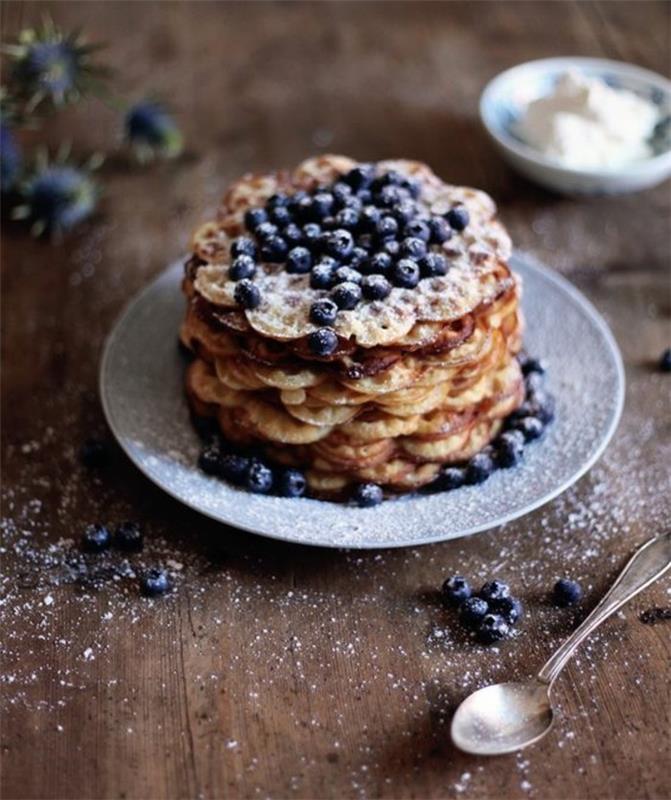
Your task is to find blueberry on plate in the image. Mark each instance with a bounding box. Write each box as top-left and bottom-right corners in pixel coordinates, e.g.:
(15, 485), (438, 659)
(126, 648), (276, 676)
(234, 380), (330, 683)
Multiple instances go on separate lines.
(513, 416), (545, 442)
(323, 229), (354, 260)
(332, 281), (362, 310)
(530, 392), (555, 425)
(465, 451), (494, 484)
(362, 251), (392, 276)
(115, 521), (144, 552)
(230, 236), (257, 258)
(658, 348), (671, 372)
(244, 207), (268, 231)
(476, 613), (509, 644)
(434, 465), (465, 491)
(459, 596), (489, 628)
(445, 207), (470, 231)
(220, 453), (250, 485)
(418, 252), (447, 278)
(362, 274), (392, 301)
(353, 482), (384, 507)
(442, 575), (471, 605)
(81, 523), (111, 553)
(246, 460), (274, 494)
(308, 327), (339, 356)
(399, 237), (427, 260)
(260, 235), (289, 263)
(141, 568), (171, 597)
(234, 279), (261, 310)
(524, 370), (545, 395)
(479, 580), (511, 603)
(310, 260), (338, 290)
(403, 219), (431, 242)
(375, 215), (399, 242)
(521, 356), (547, 376)
(198, 443), (222, 474)
(495, 595), (523, 625)
(428, 216), (452, 244)
(229, 254), (256, 281)
(286, 246), (313, 274)
(276, 468), (307, 498)
(310, 298), (338, 326)
(552, 578), (583, 607)
(391, 258), (420, 289)
(496, 430), (525, 468)
(80, 438), (108, 468)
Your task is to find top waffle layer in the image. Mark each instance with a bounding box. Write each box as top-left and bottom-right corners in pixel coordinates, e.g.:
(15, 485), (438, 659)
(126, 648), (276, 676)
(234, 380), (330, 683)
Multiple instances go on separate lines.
(190, 155), (514, 349)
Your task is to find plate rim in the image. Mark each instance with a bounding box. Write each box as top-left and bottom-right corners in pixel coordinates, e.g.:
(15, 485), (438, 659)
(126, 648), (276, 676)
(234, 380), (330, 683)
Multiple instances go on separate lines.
(99, 253), (625, 550)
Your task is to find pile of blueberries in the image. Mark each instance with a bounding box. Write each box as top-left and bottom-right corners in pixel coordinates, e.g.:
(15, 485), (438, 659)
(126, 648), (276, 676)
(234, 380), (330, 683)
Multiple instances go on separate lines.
(226, 164), (470, 357)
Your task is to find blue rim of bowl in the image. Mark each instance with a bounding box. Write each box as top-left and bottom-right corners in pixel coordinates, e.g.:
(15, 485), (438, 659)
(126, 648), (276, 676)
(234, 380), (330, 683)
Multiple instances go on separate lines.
(99, 255), (625, 550)
(479, 56), (671, 177)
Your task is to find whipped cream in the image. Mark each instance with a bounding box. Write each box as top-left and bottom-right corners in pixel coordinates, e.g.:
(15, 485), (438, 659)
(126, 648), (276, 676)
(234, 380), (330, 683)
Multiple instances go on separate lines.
(516, 70), (659, 169)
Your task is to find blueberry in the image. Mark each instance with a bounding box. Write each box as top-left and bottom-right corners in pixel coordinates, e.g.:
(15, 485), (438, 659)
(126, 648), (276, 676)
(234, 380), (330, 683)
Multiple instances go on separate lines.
(434, 465), (465, 491)
(344, 165), (374, 191)
(282, 222), (304, 247)
(353, 482), (383, 507)
(347, 246), (368, 270)
(244, 207), (268, 231)
(445, 207), (470, 231)
(335, 207), (359, 230)
(360, 205), (382, 230)
(269, 205), (292, 227)
(321, 216), (337, 232)
(513, 416), (545, 442)
(302, 222), (322, 248)
(81, 523), (111, 553)
(255, 221), (279, 240)
(198, 443), (222, 474)
(372, 170), (404, 190)
(80, 438), (108, 468)
(418, 252), (447, 278)
(362, 274), (392, 301)
(357, 233), (374, 251)
(531, 392), (556, 424)
(308, 328), (339, 356)
(553, 578), (583, 607)
(260, 235), (289, 263)
(428, 217), (452, 244)
(476, 613), (510, 644)
(115, 521), (143, 552)
(334, 266), (362, 286)
(141, 568), (171, 597)
(266, 192), (289, 209)
(495, 596), (523, 625)
(332, 281), (362, 310)
(496, 430), (525, 468)
(341, 194), (363, 213)
(309, 192), (334, 220)
(286, 246), (313, 274)
(234, 279), (261, 309)
(382, 240), (401, 258)
(310, 298), (338, 326)
(658, 348), (671, 372)
(465, 452), (494, 484)
(459, 596), (489, 628)
(521, 357), (547, 377)
(362, 251), (392, 276)
(229, 254), (256, 281)
(220, 453), (250, 484)
(479, 580), (511, 603)
(230, 236), (257, 259)
(323, 229), (354, 260)
(276, 469), (307, 498)
(375, 215), (399, 241)
(332, 181), (353, 205)
(287, 190), (308, 213)
(391, 200), (417, 225)
(399, 237), (427, 260)
(524, 370), (545, 395)
(377, 184), (407, 207)
(245, 460), (274, 494)
(403, 220), (431, 242)
(310, 260), (338, 289)
(391, 259), (420, 289)
(442, 575), (471, 606)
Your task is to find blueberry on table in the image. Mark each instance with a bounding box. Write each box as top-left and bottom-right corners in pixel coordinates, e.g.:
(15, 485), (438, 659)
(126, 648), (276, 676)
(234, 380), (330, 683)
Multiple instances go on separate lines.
(476, 613), (510, 644)
(276, 469), (307, 498)
(115, 521), (144, 552)
(198, 443), (222, 475)
(246, 460), (274, 494)
(141, 568), (172, 597)
(310, 298), (338, 326)
(465, 452), (494, 485)
(260, 235), (289, 263)
(514, 416), (545, 442)
(244, 207), (268, 231)
(230, 236), (257, 258)
(81, 523), (111, 553)
(80, 438), (108, 468)
(332, 281), (362, 310)
(496, 430), (525, 468)
(553, 578), (583, 607)
(442, 575), (471, 606)
(459, 596), (489, 628)
(220, 453), (250, 485)
(495, 595), (523, 625)
(286, 246), (313, 274)
(391, 259), (420, 289)
(445, 207), (470, 232)
(428, 216), (452, 244)
(419, 252), (447, 279)
(229, 254), (256, 281)
(479, 580), (511, 603)
(361, 275), (392, 301)
(399, 237), (427, 260)
(234, 279), (261, 310)
(310, 261), (338, 290)
(308, 328), (339, 357)
(434, 465), (466, 491)
(659, 348), (671, 372)
(353, 482), (384, 507)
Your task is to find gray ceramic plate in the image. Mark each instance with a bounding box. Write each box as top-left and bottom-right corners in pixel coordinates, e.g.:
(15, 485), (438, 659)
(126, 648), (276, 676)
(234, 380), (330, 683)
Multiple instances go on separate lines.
(100, 254), (624, 549)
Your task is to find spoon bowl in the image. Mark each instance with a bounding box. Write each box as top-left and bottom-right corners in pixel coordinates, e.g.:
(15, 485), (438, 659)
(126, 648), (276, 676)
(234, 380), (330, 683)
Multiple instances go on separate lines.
(451, 680), (554, 756)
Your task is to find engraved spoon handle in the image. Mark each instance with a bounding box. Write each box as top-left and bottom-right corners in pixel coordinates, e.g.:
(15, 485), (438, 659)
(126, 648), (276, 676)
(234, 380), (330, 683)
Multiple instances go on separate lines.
(537, 532), (671, 686)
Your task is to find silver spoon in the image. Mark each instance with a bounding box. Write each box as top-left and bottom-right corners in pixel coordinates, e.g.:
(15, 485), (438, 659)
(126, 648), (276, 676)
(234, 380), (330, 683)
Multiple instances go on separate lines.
(451, 531), (671, 756)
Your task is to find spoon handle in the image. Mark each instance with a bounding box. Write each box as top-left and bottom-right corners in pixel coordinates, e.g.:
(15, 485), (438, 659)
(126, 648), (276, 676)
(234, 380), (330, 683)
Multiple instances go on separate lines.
(537, 531), (671, 686)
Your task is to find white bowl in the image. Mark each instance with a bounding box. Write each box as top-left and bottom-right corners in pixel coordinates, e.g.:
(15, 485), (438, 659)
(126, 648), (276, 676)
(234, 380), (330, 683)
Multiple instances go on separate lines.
(479, 57), (671, 195)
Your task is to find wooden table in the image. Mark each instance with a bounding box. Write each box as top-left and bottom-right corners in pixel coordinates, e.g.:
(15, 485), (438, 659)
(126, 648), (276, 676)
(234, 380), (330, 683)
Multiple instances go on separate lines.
(2, 2), (670, 798)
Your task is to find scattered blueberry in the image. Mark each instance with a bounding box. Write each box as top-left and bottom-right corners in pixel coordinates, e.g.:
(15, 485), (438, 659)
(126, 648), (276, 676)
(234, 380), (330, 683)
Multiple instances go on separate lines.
(80, 438), (108, 468)
(360, 205), (381, 230)
(302, 222), (322, 247)
(362, 274), (392, 301)
(332, 281), (362, 310)
(244, 207), (268, 231)
(363, 251), (392, 276)
(229, 254), (256, 281)
(310, 260), (338, 289)
(220, 453), (250, 485)
(391, 200), (417, 225)
(198, 443), (222, 474)
(332, 181), (353, 204)
(246, 460), (274, 494)
(659, 348), (671, 372)
(391, 258), (420, 289)
(308, 328), (339, 356)
(344, 165), (374, 191)
(310, 192), (334, 220)
(269, 205), (292, 227)
(496, 430), (525, 468)
(465, 451), (494, 485)
(141, 568), (171, 597)
(513, 416), (545, 442)
(552, 578), (583, 607)
(375, 215), (399, 241)
(495, 595), (523, 624)
(399, 237), (427, 260)
(479, 580), (511, 603)
(255, 221), (279, 240)
(347, 246), (368, 270)
(442, 575), (472, 606)
(230, 236), (257, 258)
(234, 279), (261, 310)
(521, 357), (547, 376)
(428, 217), (452, 244)
(323, 229), (354, 260)
(476, 613), (509, 644)
(283, 222), (304, 246)
(334, 266), (363, 286)
(266, 192), (289, 209)
(115, 521), (144, 552)
(310, 298), (338, 326)
(445, 207), (470, 231)
(403, 219), (431, 242)
(335, 207), (359, 230)
(286, 246), (313, 274)
(276, 469), (307, 498)
(353, 482), (383, 507)
(81, 523), (111, 553)
(459, 596), (489, 628)
(418, 252), (447, 278)
(435, 465), (466, 491)
(260, 235), (289, 263)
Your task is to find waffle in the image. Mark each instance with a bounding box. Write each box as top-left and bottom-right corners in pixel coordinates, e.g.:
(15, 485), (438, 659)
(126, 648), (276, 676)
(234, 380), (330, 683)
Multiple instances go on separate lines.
(180, 155), (525, 497)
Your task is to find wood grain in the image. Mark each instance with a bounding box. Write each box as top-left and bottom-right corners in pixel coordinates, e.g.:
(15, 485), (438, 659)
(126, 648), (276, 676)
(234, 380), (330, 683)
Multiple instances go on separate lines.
(1, 2), (670, 799)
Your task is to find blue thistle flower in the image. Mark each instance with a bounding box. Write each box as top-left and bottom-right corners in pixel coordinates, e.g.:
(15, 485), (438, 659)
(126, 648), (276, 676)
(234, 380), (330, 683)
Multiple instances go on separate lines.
(124, 101), (183, 162)
(0, 124), (21, 192)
